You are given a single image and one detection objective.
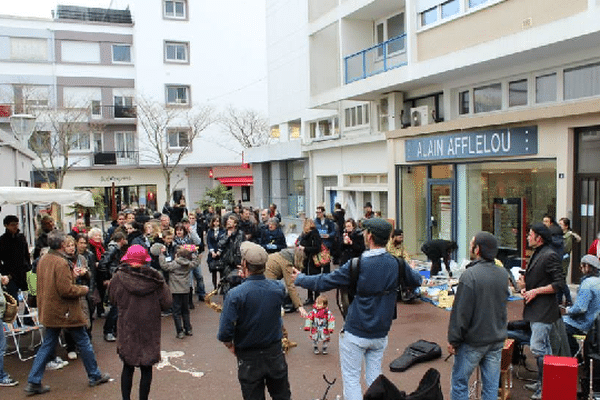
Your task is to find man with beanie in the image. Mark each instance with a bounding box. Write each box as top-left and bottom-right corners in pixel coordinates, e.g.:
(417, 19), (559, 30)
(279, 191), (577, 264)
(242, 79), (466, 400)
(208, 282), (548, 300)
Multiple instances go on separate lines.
(217, 242), (291, 400)
(563, 255), (600, 356)
(447, 232), (509, 400)
(518, 222), (565, 400)
(291, 218), (399, 400)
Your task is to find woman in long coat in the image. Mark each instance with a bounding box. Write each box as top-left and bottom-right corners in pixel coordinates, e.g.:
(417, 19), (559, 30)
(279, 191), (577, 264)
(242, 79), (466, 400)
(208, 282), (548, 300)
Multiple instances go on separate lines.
(108, 245), (172, 400)
(297, 218), (322, 305)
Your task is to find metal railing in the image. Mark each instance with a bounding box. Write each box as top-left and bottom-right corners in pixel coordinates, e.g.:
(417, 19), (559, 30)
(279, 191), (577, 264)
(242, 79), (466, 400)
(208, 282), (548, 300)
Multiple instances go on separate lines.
(344, 34), (408, 84)
(93, 151), (138, 166)
(90, 105), (137, 120)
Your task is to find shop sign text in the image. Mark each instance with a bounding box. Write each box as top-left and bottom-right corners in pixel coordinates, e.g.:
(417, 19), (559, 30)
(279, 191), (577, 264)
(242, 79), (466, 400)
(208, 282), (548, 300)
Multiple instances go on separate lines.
(405, 126), (537, 162)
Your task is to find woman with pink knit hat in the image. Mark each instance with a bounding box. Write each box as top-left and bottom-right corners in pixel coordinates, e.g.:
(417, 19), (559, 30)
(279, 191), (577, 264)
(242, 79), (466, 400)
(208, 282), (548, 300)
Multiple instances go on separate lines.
(109, 245), (172, 400)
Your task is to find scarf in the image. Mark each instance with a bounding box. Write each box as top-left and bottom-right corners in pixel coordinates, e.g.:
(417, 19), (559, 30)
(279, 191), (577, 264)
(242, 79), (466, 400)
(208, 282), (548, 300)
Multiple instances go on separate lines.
(89, 239), (105, 261)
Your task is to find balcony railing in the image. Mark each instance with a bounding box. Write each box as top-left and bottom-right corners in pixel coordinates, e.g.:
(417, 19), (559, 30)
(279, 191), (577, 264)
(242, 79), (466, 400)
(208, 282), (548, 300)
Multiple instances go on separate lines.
(90, 105), (137, 120)
(93, 151), (138, 166)
(344, 34), (408, 84)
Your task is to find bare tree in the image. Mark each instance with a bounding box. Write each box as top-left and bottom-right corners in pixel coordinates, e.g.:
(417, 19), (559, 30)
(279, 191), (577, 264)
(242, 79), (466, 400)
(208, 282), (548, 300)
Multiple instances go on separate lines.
(28, 99), (95, 189)
(136, 96), (213, 202)
(219, 106), (271, 149)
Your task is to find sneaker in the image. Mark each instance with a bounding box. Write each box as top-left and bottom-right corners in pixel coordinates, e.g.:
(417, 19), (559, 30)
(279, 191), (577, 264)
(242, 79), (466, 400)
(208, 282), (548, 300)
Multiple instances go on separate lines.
(89, 373), (110, 387)
(0, 376), (19, 387)
(524, 382), (541, 392)
(322, 347), (328, 355)
(24, 382), (50, 395)
(176, 332), (185, 339)
(313, 347), (320, 355)
(104, 333), (116, 342)
(45, 357), (68, 371)
(531, 388), (542, 400)
(67, 351), (78, 360)
(185, 329), (193, 336)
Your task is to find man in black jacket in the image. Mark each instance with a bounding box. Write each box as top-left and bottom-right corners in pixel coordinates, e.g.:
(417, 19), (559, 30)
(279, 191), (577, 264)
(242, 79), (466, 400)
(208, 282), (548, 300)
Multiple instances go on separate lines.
(0, 215), (31, 299)
(518, 222), (565, 400)
(447, 231), (509, 400)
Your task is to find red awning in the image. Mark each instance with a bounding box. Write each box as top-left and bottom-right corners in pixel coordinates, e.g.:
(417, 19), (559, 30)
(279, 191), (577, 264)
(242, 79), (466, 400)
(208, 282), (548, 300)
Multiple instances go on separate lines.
(217, 176), (253, 187)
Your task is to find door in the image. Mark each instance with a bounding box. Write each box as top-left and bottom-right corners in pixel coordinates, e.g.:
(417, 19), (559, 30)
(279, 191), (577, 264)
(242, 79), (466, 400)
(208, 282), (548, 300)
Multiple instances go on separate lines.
(573, 175), (600, 282)
(493, 198), (526, 269)
(427, 180), (454, 241)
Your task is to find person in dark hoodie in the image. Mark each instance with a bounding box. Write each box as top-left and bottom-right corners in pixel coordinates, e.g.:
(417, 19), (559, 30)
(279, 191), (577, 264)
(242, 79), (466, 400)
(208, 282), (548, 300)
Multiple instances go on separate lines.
(447, 232), (509, 400)
(108, 245), (171, 400)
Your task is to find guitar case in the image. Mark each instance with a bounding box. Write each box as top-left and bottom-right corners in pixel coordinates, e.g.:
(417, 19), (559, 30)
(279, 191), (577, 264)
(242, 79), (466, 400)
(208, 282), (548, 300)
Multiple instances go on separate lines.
(389, 340), (442, 372)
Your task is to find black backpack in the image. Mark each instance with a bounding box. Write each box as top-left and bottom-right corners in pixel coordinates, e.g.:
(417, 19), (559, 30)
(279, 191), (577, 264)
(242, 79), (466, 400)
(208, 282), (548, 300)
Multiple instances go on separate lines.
(336, 256), (409, 320)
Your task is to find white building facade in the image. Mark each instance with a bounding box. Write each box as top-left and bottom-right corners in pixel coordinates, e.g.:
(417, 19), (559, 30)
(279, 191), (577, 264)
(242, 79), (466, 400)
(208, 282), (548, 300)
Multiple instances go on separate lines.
(261, 0), (600, 282)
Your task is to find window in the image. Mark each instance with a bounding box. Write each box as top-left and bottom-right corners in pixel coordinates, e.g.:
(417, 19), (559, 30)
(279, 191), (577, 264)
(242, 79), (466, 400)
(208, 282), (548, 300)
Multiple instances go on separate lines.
(61, 41), (100, 63)
(93, 132), (102, 153)
(441, 0), (460, 18)
(474, 83), (501, 113)
(536, 73), (557, 104)
(70, 132), (90, 151)
(114, 96), (134, 118)
(376, 13), (405, 56)
(166, 86), (189, 105)
(165, 41), (189, 62)
(164, 0), (186, 19)
(469, 0), (488, 7)
(91, 100), (101, 117)
(10, 38), (48, 61)
(241, 186), (250, 202)
(29, 131), (51, 153)
(308, 117), (338, 139)
(421, 7), (437, 26)
(509, 79), (528, 107)
(459, 90), (470, 114)
(112, 44), (131, 63)
(115, 131), (135, 156)
(168, 129), (190, 148)
(564, 63), (600, 100)
(344, 104), (370, 128)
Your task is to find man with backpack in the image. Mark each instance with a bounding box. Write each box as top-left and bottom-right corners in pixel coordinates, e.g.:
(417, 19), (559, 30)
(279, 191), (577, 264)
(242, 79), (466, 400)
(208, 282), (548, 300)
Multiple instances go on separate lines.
(291, 218), (398, 400)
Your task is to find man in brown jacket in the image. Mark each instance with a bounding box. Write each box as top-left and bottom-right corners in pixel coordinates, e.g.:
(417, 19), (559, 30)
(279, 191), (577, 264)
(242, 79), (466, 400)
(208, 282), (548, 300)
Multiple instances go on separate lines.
(25, 230), (110, 396)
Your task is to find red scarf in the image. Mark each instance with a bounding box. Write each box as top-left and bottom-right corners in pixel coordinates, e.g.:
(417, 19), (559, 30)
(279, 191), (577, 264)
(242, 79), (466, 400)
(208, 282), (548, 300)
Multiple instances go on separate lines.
(89, 239), (105, 261)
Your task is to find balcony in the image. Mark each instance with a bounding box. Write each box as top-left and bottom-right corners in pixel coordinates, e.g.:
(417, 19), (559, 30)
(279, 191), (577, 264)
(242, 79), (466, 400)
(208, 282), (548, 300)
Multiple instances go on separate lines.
(93, 151), (138, 166)
(344, 34), (407, 84)
(90, 105), (137, 121)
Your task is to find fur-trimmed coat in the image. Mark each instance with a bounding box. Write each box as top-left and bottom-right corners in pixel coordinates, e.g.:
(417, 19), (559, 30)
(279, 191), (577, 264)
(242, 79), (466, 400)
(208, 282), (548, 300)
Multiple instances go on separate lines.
(108, 264), (172, 366)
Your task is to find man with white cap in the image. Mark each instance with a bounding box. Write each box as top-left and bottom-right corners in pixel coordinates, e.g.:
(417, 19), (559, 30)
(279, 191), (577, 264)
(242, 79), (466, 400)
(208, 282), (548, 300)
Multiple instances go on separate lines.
(563, 254), (600, 356)
(217, 241), (291, 400)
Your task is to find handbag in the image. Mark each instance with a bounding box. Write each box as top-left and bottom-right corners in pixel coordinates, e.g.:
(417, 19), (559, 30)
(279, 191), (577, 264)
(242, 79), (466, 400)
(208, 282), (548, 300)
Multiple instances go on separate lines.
(312, 244), (331, 267)
(2, 292), (18, 324)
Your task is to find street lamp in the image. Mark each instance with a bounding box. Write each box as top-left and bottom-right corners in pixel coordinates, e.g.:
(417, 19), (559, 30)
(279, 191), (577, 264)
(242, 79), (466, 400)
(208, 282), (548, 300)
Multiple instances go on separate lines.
(10, 113), (37, 143)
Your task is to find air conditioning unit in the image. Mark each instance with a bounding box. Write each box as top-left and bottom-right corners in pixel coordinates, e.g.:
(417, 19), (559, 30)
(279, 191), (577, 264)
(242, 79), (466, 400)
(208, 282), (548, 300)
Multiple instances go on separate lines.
(410, 106), (434, 127)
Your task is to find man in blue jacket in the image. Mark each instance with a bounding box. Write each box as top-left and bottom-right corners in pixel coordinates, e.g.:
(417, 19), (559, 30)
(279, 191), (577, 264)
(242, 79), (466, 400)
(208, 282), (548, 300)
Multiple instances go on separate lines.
(292, 218), (398, 400)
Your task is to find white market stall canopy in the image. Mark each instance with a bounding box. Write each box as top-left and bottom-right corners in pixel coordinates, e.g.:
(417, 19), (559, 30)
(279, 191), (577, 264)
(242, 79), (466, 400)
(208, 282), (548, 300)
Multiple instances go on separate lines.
(0, 187), (94, 207)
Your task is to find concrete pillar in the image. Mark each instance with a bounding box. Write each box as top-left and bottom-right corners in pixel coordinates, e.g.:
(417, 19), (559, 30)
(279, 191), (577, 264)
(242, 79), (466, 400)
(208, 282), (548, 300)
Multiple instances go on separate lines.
(270, 161), (288, 217)
(252, 163), (271, 210)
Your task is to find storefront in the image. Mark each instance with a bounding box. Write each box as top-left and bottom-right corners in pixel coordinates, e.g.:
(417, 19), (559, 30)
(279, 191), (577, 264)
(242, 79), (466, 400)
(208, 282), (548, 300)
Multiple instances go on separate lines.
(393, 123), (566, 267)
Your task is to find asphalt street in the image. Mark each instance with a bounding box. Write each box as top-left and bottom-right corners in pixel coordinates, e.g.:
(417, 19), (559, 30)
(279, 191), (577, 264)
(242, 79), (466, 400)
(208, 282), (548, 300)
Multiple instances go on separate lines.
(4, 265), (538, 400)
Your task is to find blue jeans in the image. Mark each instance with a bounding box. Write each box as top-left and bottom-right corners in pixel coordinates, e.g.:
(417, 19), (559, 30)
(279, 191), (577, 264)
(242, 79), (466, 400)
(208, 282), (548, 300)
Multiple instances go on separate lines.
(28, 326), (103, 385)
(339, 331), (388, 400)
(0, 322), (8, 380)
(450, 342), (503, 400)
(530, 322), (553, 358)
(190, 266), (206, 298)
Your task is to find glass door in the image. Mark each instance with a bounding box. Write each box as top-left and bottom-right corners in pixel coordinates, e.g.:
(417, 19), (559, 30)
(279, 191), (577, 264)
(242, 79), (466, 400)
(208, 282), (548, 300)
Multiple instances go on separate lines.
(427, 180), (454, 241)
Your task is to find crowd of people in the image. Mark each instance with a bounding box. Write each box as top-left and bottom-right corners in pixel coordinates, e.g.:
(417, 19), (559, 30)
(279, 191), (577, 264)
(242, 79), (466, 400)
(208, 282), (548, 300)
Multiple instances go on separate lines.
(2, 198), (600, 400)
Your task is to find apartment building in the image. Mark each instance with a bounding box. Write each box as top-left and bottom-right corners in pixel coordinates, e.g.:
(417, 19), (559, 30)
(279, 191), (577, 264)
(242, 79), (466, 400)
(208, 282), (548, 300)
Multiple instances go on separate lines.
(258, 0), (600, 281)
(0, 2), (247, 220)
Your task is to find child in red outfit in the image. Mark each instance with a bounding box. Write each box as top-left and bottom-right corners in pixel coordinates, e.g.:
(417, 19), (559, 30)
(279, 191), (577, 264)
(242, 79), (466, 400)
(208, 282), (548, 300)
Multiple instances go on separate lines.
(304, 295), (335, 354)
